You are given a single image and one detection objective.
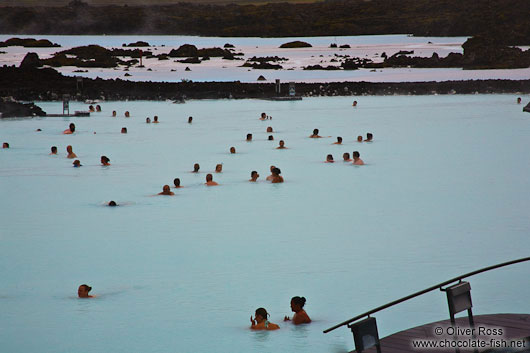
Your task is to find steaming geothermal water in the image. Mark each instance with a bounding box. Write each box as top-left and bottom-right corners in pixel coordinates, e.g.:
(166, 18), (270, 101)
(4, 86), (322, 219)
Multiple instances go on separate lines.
(1, 95), (529, 353)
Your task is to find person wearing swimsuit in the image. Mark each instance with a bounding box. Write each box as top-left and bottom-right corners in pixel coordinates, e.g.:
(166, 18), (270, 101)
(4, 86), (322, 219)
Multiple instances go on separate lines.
(250, 308), (279, 330)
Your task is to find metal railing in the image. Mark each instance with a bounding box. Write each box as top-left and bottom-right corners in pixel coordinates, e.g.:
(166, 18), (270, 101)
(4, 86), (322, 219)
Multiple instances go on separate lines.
(324, 256), (530, 333)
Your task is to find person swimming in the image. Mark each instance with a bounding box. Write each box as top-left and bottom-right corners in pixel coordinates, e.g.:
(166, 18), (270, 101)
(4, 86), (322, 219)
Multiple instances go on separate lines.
(230, 147), (236, 154)
(353, 100), (358, 107)
(72, 159), (82, 167)
(249, 171), (259, 182)
(266, 126), (273, 133)
(333, 136), (343, 145)
(63, 123), (75, 134)
(352, 151), (364, 165)
(251, 308), (279, 330)
(326, 154), (334, 163)
(270, 167), (284, 183)
(78, 284), (94, 298)
(50, 146), (58, 155)
(192, 163), (200, 173)
(146, 117), (151, 123)
(188, 116), (193, 123)
(277, 140), (286, 149)
(173, 178), (182, 188)
(246, 133), (253, 141)
(365, 133), (373, 142)
(121, 127), (127, 134)
(517, 97), (522, 104)
(124, 111), (130, 118)
(215, 164), (223, 173)
(284, 296), (311, 325)
(259, 112), (268, 120)
(357, 136), (363, 142)
(205, 173), (218, 186)
(112, 110), (117, 117)
(343, 152), (352, 162)
(158, 185), (175, 195)
(310, 129), (322, 138)
(3, 142), (9, 149)
(268, 135), (274, 141)
(66, 145), (77, 159)
(101, 155), (110, 166)
(108, 201), (118, 206)
(153, 115), (159, 123)
(89, 105), (95, 112)
(266, 165), (276, 181)
(96, 105), (102, 112)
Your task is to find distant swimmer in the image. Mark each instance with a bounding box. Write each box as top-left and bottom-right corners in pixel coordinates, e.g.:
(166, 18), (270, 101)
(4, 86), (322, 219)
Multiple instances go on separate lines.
(310, 129), (322, 138)
(230, 147), (236, 154)
(270, 167), (284, 183)
(96, 105), (102, 112)
(251, 308), (279, 330)
(343, 152), (352, 162)
(36, 128), (42, 132)
(215, 164), (223, 173)
(101, 155), (111, 166)
(112, 110), (117, 117)
(89, 105), (95, 112)
(146, 117), (151, 123)
(188, 116), (193, 123)
(73, 159), (82, 167)
(260, 112), (268, 120)
(108, 201), (118, 206)
(284, 296), (311, 325)
(352, 151), (364, 165)
(267, 126), (273, 133)
(50, 146), (58, 155)
(205, 173), (218, 186)
(326, 154), (334, 163)
(365, 133), (373, 142)
(192, 163), (200, 173)
(268, 135), (274, 141)
(173, 178), (182, 188)
(246, 133), (253, 141)
(124, 111), (130, 118)
(63, 123), (75, 134)
(153, 115), (159, 123)
(78, 284), (94, 298)
(517, 97), (522, 104)
(3, 142), (9, 149)
(158, 185), (175, 195)
(352, 100), (358, 107)
(357, 136), (363, 142)
(121, 127), (127, 134)
(249, 171), (259, 182)
(277, 140), (286, 149)
(266, 165), (276, 181)
(333, 136), (343, 145)
(66, 145), (77, 159)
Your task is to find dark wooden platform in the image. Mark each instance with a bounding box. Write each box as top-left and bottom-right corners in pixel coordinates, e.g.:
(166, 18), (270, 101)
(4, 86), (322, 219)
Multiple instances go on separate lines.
(360, 314), (530, 353)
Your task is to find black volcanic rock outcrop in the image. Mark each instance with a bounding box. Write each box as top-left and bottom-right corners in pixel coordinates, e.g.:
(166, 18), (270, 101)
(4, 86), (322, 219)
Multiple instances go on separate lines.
(0, 38), (60, 48)
(280, 41), (312, 48)
(19, 52), (42, 68)
(0, 100), (46, 118)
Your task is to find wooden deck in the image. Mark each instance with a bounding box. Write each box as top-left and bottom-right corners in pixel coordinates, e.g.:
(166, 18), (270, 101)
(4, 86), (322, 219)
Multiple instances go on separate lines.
(360, 314), (530, 353)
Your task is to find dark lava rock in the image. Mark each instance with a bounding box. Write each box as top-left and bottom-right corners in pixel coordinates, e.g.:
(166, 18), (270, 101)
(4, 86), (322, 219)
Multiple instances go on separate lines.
(178, 57), (201, 64)
(111, 48), (152, 58)
(0, 37), (60, 48)
(396, 50), (414, 55)
(241, 62), (282, 69)
(0, 100), (46, 118)
(330, 43), (337, 48)
(303, 65), (341, 70)
(224, 43), (235, 48)
(462, 35), (530, 69)
(247, 56), (288, 63)
(158, 55), (169, 61)
(524, 103), (530, 113)
(339, 44), (351, 48)
(124, 41), (150, 47)
(257, 75), (266, 81)
(168, 44), (199, 57)
(279, 41), (312, 48)
(124, 73), (132, 76)
(185, 67), (191, 71)
(20, 52), (42, 69)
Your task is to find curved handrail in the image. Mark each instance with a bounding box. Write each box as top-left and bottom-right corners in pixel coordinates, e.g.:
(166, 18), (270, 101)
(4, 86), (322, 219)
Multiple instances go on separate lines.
(323, 256), (530, 333)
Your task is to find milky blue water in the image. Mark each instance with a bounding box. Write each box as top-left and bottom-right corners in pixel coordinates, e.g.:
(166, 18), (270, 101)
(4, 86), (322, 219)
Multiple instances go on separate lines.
(1, 95), (529, 353)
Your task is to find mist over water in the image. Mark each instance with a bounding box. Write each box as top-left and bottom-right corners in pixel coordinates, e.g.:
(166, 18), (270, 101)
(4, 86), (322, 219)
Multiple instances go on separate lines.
(1, 95), (529, 353)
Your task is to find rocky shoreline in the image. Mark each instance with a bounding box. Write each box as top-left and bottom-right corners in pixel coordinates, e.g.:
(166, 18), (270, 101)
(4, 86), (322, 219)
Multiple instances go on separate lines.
(1, 67), (529, 107)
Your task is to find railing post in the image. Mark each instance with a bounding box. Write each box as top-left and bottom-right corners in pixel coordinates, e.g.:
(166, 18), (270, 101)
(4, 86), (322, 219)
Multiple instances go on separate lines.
(348, 317), (381, 353)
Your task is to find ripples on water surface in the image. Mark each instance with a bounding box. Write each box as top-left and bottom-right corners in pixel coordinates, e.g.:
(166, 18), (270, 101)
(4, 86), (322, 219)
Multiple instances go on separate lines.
(1, 95), (529, 353)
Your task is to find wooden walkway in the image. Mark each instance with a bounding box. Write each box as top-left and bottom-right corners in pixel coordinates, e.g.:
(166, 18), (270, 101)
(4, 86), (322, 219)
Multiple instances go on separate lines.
(361, 314), (530, 353)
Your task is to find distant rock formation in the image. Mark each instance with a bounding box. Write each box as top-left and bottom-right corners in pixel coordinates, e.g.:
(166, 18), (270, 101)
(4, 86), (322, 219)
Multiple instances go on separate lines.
(0, 99), (46, 118)
(123, 41), (150, 47)
(279, 41), (312, 48)
(524, 103), (530, 113)
(19, 52), (42, 69)
(0, 37), (60, 48)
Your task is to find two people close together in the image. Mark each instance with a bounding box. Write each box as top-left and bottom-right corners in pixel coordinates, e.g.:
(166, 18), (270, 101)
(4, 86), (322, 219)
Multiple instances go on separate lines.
(250, 296), (310, 330)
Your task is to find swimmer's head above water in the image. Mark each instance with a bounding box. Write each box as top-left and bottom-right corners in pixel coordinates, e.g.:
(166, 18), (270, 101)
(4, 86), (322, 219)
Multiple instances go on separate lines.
(246, 133), (253, 141)
(78, 284), (93, 298)
(193, 163), (200, 173)
(230, 147), (236, 154)
(174, 178), (181, 187)
(108, 201), (118, 206)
